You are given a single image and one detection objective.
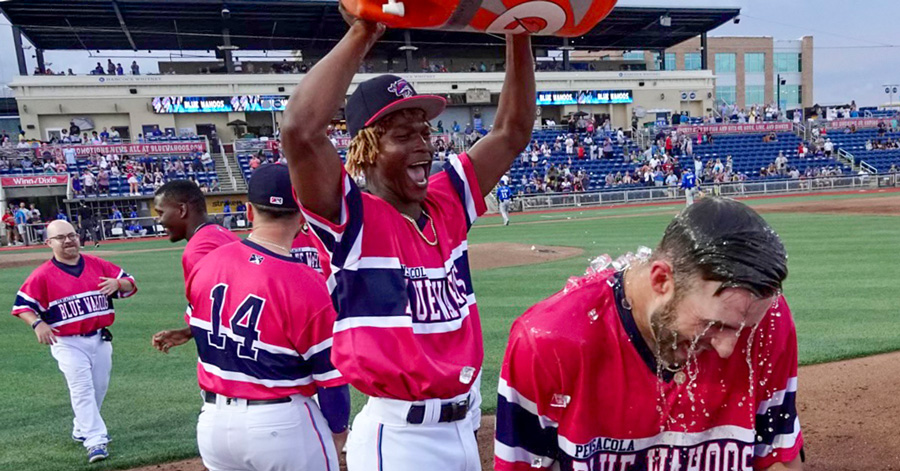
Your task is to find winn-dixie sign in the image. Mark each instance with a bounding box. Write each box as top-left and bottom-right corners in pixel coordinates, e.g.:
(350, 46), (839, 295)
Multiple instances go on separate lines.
(1, 175), (69, 187)
(675, 122), (793, 134)
(39, 142), (206, 158)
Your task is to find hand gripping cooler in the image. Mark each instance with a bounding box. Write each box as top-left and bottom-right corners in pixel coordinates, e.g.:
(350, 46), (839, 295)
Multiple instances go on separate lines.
(340, 0), (618, 37)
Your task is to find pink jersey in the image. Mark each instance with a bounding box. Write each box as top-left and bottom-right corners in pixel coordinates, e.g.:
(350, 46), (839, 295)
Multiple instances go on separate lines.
(182, 223), (240, 281)
(290, 224), (326, 274)
(495, 271), (802, 471)
(301, 153), (487, 401)
(12, 254), (137, 336)
(186, 240), (345, 400)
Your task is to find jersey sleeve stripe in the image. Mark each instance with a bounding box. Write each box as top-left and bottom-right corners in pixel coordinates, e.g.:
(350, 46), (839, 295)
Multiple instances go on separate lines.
(494, 441), (555, 469)
(300, 337), (333, 361)
(15, 291), (47, 312)
(497, 378), (559, 428)
(496, 394), (559, 459)
(755, 376), (798, 415)
(312, 370), (343, 383)
(116, 272), (138, 298)
(443, 157), (478, 229)
(753, 417), (802, 457)
(303, 174), (364, 268)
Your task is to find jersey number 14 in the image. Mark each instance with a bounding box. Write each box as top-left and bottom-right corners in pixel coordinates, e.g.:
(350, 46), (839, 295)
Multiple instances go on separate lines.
(207, 284), (266, 361)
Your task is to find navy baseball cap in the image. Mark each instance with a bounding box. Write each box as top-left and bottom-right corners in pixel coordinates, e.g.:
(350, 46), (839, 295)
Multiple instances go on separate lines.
(247, 163), (299, 210)
(346, 75), (446, 137)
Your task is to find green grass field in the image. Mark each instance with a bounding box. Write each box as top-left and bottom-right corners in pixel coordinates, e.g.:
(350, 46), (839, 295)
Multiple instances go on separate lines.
(1, 192), (898, 471)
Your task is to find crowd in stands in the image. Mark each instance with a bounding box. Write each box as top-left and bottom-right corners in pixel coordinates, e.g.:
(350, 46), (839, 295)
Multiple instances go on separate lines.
(32, 59), (141, 76)
(67, 151), (218, 197)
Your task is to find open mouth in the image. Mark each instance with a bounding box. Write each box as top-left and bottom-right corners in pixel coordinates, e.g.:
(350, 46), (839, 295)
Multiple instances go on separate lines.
(406, 161), (431, 188)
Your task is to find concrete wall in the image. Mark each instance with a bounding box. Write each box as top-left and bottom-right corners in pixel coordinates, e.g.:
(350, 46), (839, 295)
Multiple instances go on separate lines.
(11, 70), (715, 140)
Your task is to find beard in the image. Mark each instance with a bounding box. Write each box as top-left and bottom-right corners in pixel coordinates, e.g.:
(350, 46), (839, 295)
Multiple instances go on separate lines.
(649, 296), (684, 369)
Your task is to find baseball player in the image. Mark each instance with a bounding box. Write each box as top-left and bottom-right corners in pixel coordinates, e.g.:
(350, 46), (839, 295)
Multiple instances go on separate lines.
(681, 168), (697, 206)
(494, 197), (803, 471)
(497, 176), (513, 226)
(150, 180), (240, 352)
(183, 164), (350, 471)
(12, 220), (137, 463)
(282, 15), (535, 471)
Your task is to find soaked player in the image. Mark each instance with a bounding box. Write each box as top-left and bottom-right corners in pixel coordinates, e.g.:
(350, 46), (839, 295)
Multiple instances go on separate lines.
(282, 15), (535, 471)
(495, 197), (803, 471)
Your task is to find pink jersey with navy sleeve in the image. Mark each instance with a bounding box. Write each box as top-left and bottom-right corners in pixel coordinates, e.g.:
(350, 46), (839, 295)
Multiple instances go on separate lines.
(495, 271), (802, 471)
(182, 223), (240, 281)
(290, 224), (326, 274)
(12, 254), (137, 336)
(301, 153), (487, 401)
(185, 240), (345, 400)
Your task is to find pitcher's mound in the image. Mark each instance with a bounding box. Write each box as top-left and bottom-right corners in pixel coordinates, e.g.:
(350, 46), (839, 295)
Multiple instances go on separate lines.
(468, 243), (584, 270)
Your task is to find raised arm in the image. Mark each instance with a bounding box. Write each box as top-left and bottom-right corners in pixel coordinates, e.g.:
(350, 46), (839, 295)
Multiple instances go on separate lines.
(281, 20), (384, 223)
(468, 35), (536, 197)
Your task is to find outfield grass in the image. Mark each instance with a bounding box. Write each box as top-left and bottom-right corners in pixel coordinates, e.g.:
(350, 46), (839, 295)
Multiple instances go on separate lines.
(1, 193), (898, 471)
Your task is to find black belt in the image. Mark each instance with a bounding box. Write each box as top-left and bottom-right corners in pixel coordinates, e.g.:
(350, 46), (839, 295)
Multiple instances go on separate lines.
(78, 330), (99, 337)
(202, 391), (291, 406)
(406, 398), (470, 425)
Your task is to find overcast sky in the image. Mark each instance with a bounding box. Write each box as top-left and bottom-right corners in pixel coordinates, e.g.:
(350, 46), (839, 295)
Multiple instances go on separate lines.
(1, 0), (898, 106)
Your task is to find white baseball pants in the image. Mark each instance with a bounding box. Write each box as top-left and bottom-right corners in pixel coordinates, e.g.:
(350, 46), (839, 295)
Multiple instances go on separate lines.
(346, 374), (482, 471)
(685, 187), (695, 206)
(50, 334), (112, 449)
(197, 393), (339, 471)
(499, 201), (510, 225)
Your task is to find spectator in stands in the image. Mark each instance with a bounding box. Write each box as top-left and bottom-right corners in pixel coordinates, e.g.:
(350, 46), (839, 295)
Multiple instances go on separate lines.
(98, 168), (110, 195)
(222, 200), (232, 230)
(56, 209), (68, 221)
(249, 154), (261, 171)
(602, 136), (613, 159)
(142, 171), (154, 193)
(82, 170), (97, 195)
(100, 128), (110, 141)
(107, 59), (116, 75)
(116, 63), (124, 75)
(131, 61), (140, 75)
(210, 179), (220, 192)
(824, 138), (834, 157)
(92, 63), (105, 75)
(90, 131), (101, 145)
(110, 128), (120, 140)
(201, 151), (214, 171)
(126, 170), (139, 196)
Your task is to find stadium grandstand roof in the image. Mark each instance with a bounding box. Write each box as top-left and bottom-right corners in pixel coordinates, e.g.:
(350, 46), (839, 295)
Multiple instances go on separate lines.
(0, 0), (739, 55)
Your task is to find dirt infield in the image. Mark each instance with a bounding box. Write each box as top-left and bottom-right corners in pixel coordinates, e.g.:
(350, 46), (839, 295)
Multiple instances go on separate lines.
(757, 193), (900, 216)
(0, 247), (181, 269)
(468, 243), (584, 270)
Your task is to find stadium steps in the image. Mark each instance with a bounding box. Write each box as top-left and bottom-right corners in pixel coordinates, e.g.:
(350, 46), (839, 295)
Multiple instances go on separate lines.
(214, 152), (246, 192)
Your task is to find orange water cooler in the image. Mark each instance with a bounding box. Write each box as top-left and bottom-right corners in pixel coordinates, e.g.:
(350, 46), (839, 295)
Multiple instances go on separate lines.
(340, 0), (618, 37)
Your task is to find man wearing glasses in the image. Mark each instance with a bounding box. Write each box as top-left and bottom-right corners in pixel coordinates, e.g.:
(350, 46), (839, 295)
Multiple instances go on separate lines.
(11, 220), (138, 464)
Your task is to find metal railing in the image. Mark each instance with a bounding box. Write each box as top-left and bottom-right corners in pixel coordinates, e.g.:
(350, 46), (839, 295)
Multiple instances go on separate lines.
(513, 174), (898, 212)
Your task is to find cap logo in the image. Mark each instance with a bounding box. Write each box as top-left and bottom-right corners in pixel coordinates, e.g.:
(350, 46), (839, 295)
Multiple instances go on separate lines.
(388, 79), (414, 98)
(269, 196), (284, 205)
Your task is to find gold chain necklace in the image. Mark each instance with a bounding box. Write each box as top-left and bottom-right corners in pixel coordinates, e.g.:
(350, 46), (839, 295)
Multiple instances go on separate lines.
(401, 211), (437, 246)
(248, 234), (290, 253)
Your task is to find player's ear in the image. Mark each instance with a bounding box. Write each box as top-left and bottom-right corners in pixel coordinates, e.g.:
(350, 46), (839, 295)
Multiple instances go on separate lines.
(247, 203), (255, 223)
(648, 260), (675, 297)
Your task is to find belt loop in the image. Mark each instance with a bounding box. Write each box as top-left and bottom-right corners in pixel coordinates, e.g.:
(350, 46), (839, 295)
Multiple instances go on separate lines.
(423, 398), (441, 425)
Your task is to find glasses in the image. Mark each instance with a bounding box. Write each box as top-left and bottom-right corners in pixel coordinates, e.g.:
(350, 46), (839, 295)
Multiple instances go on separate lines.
(49, 233), (79, 242)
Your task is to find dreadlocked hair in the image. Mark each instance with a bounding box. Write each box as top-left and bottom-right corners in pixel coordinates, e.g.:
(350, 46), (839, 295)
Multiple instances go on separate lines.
(345, 108), (428, 177)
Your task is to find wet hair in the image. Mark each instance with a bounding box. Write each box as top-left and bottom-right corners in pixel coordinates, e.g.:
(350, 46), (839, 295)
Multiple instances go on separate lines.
(251, 203), (298, 221)
(345, 108), (428, 177)
(655, 197), (787, 298)
(155, 180), (206, 215)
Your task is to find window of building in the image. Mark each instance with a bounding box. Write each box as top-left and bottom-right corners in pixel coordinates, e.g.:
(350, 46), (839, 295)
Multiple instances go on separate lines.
(716, 86), (737, 105)
(715, 53), (736, 74)
(776, 84), (801, 107)
(650, 52), (677, 70)
(774, 52), (801, 73)
(746, 85), (765, 106)
(623, 51), (645, 61)
(745, 53), (765, 73)
(684, 53), (702, 71)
